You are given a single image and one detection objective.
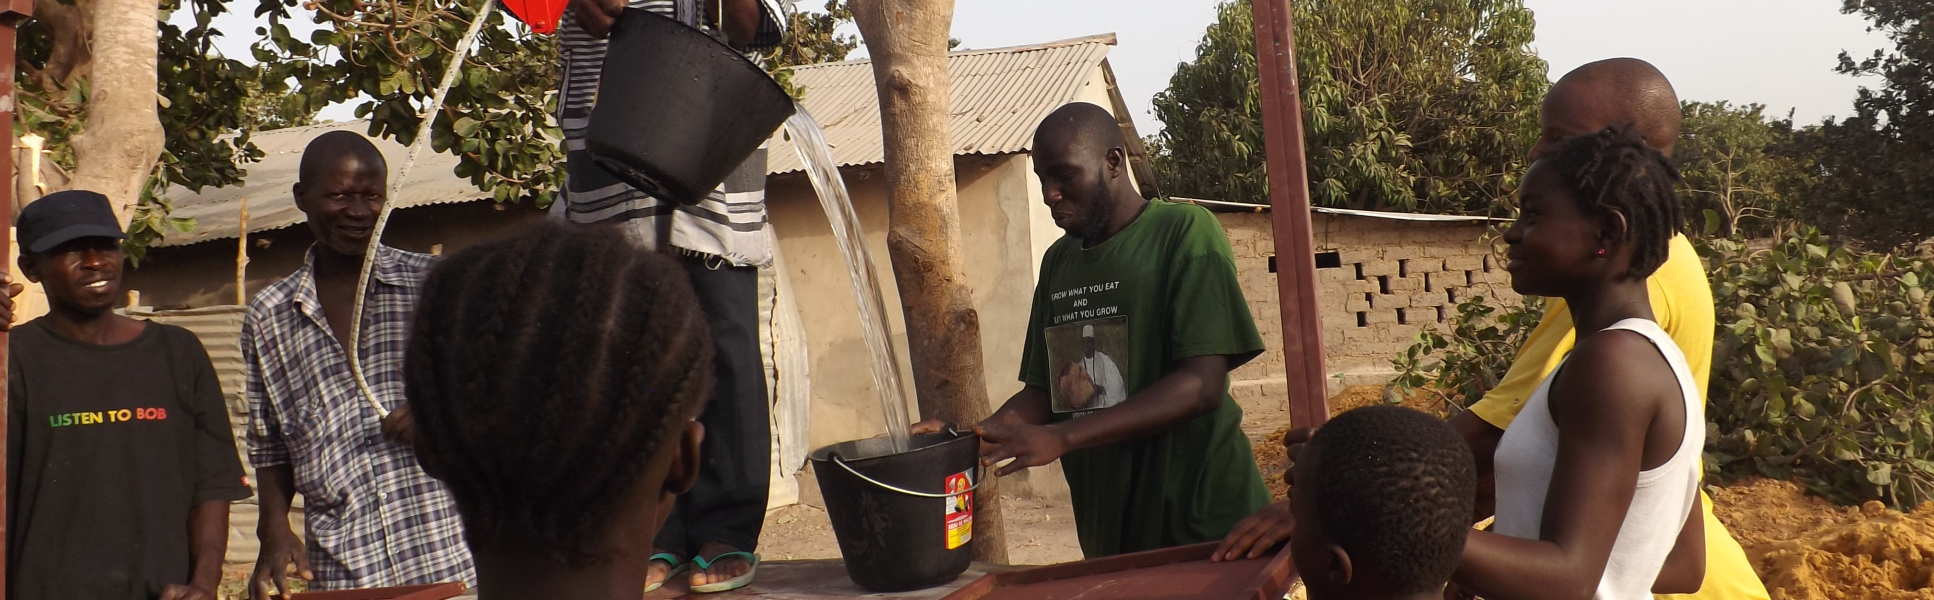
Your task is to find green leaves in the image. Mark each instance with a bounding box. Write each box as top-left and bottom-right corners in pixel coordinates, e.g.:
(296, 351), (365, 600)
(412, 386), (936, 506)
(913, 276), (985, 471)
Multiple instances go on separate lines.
(1147, 0), (1545, 214)
(235, 0), (569, 207)
(1868, 463), (1893, 487)
(1388, 268), (1543, 416)
(1699, 226), (1934, 509)
(767, 0), (860, 100)
(1774, 0), (1934, 249)
(1677, 101), (1809, 238)
(1413, 224), (1934, 510)
(1833, 282), (1859, 314)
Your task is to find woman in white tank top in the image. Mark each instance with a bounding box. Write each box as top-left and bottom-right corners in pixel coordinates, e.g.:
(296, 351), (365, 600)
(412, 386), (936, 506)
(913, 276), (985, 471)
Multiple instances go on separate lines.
(1450, 126), (1705, 600)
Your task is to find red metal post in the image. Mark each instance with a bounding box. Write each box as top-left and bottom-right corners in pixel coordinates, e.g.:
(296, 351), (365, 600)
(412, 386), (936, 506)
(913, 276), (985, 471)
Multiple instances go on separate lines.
(0, 0), (33, 589)
(1250, 0), (1329, 429)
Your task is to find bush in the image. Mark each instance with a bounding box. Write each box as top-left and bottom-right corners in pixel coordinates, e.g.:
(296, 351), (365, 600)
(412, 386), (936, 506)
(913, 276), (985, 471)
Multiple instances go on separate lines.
(1388, 293), (1542, 414)
(1394, 226), (1934, 509)
(1703, 229), (1934, 508)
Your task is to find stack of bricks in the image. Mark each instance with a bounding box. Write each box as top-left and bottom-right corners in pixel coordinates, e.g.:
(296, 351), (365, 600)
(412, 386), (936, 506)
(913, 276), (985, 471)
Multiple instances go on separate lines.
(1213, 210), (1523, 393)
(1219, 212), (1290, 400)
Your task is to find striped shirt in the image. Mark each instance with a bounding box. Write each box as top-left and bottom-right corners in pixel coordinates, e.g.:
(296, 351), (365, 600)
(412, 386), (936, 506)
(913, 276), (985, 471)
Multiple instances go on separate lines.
(553, 0), (788, 267)
(242, 245), (475, 590)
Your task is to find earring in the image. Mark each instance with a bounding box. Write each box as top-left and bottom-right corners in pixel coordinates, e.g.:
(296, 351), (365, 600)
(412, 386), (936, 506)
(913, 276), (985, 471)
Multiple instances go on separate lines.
(1595, 248), (1607, 257)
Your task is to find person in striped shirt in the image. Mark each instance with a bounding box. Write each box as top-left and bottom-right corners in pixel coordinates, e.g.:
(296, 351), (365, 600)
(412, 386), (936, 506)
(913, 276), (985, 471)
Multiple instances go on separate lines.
(556, 0), (786, 592)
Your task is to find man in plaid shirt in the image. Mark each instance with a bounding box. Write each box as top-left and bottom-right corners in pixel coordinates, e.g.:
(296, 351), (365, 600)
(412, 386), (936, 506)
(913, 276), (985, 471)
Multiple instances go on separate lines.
(242, 131), (474, 598)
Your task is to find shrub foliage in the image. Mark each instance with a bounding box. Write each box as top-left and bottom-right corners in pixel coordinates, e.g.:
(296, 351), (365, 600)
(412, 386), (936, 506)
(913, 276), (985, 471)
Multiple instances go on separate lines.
(1394, 226), (1934, 509)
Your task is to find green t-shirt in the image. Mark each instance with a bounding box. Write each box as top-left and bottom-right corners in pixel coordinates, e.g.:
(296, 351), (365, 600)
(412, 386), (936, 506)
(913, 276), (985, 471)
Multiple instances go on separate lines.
(1019, 199), (1270, 557)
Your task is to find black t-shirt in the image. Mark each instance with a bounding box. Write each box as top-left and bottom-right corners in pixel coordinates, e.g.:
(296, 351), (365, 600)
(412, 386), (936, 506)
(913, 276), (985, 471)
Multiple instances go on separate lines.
(7, 318), (252, 600)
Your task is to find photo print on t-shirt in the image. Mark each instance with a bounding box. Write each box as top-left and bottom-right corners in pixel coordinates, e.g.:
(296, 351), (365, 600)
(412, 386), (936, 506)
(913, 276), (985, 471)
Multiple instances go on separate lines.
(1047, 316), (1130, 414)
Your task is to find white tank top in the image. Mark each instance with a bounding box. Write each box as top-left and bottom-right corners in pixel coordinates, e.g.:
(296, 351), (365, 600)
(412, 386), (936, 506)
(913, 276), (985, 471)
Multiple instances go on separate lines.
(1492, 318), (1704, 600)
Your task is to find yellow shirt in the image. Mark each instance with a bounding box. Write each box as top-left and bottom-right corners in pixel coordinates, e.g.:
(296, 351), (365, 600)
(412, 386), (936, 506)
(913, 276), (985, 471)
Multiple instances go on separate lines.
(1469, 235), (1769, 600)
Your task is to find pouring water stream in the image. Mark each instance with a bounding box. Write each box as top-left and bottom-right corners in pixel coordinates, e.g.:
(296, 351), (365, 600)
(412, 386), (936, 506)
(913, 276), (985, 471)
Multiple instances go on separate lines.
(783, 105), (913, 454)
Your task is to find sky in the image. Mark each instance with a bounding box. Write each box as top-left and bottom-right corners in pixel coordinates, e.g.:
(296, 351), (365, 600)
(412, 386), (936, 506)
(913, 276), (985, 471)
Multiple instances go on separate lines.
(192, 1), (1896, 129)
(949, 0), (1893, 132)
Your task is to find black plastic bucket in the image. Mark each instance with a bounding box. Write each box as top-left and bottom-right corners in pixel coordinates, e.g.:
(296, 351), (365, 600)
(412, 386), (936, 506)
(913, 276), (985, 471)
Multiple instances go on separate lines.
(809, 431), (981, 592)
(586, 9), (795, 204)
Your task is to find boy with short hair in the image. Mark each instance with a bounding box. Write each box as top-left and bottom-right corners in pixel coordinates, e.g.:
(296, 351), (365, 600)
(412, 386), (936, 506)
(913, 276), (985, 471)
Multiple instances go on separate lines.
(1291, 405), (1476, 600)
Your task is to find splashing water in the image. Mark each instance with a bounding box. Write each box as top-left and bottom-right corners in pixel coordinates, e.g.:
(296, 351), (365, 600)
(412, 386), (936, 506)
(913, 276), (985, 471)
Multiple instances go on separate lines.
(784, 105), (912, 454)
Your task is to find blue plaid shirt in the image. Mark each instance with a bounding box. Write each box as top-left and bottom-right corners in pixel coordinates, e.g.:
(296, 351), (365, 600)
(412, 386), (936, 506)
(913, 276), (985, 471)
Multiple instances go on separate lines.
(242, 245), (475, 589)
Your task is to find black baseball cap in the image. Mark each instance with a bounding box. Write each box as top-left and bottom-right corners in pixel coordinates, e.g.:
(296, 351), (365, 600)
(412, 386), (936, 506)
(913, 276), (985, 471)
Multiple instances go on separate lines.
(15, 190), (126, 254)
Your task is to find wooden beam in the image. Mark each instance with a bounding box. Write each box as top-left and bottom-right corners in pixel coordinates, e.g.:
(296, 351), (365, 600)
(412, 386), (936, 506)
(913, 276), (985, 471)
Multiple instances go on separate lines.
(1, 0), (40, 588)
(1249, 0), (1330, 429)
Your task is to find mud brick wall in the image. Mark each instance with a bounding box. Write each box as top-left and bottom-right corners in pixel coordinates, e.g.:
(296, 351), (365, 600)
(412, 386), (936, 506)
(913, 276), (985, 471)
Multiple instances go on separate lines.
(1216, 211), (1522, 398)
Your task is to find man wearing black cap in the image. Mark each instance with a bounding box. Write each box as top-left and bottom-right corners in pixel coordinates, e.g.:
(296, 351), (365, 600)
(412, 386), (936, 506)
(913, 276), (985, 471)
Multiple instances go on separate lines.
(7, 190), (252, 600)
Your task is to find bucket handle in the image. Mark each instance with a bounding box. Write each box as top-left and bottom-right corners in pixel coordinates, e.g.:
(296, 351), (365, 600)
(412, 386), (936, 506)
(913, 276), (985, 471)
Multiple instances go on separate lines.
(828, 454), (983, 499)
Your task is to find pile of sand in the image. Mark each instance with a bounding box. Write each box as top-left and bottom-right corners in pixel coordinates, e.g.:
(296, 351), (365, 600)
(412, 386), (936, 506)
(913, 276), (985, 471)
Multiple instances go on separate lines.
(1713, 478), (1934, 599)
(1254, 426), (1292, 501)
(1755, 502), (1934, 599)
(1710, 478), (1854, 548)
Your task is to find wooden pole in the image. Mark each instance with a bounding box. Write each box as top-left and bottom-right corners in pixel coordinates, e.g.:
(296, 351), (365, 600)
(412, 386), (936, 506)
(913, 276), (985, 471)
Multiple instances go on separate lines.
(1, 0), (39, 590)
(236, 196), (249, 305)
(16, 134), (42, 217)
(851, 0), (1007, 564)
(1250, 0), (1330, 429)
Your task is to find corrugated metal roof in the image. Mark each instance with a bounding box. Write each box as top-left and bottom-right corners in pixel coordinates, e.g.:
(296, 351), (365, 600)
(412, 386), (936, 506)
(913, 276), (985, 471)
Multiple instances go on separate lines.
(156, 33), (1120, 248)
(130, 305), (250, 415)
(156, 121), (488, 247)
(765, 33), (1117, 174)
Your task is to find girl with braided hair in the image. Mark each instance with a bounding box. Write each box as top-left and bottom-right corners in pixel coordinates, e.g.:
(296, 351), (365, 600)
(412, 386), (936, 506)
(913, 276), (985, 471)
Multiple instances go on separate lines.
(1450, 125), (1707, 600)
(404, 223), (713, 599)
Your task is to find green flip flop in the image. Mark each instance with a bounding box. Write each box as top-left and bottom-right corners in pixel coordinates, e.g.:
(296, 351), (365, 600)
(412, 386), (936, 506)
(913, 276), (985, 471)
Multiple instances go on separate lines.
(643, 552), (689, 594)
(690, 551), (760, 594)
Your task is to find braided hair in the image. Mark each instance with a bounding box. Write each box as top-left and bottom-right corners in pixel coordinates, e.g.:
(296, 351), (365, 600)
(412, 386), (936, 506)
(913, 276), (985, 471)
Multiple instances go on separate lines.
(405, 223), (714, 564)
(1541, 124), (1687, 279)
(1307, 405), (1476, 595)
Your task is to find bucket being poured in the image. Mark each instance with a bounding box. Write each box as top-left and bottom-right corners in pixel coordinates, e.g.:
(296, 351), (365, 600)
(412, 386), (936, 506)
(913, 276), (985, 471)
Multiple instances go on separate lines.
(810, 430), (981, 592)
(587, 8), (795, 203)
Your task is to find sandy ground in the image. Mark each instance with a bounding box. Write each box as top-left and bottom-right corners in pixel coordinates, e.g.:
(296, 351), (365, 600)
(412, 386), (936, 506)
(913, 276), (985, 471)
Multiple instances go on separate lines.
(1711, 478), (1934, 600)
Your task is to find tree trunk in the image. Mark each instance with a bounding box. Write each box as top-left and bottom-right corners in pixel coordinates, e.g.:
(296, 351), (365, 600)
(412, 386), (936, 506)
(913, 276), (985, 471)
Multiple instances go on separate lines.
(851, 0), (1007, 564)
(62, 0), (162, 227)
(28, 0), (88, 90)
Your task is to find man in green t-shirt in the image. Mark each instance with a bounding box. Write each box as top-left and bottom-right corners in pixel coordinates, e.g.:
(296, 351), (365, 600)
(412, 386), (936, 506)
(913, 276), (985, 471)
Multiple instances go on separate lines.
(919, 102), (1270, 557)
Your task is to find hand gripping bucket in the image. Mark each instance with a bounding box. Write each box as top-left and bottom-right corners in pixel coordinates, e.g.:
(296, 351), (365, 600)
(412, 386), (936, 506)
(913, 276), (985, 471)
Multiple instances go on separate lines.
(586, 8), (795, 204)
(809, 430), (982, 592)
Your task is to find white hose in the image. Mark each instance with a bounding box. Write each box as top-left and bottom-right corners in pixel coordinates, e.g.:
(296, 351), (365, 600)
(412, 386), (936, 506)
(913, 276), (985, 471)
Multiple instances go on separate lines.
(345, 0), (497, 418)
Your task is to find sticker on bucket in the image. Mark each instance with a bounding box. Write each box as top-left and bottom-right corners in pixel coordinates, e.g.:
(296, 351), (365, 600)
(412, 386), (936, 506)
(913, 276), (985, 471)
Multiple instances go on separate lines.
(944, 469), (974, 550)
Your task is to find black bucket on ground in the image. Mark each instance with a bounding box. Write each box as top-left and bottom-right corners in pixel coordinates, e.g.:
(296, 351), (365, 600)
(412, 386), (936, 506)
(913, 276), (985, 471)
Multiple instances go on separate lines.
(586, 8), (795, 204)
(809, 430), (981, 593)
